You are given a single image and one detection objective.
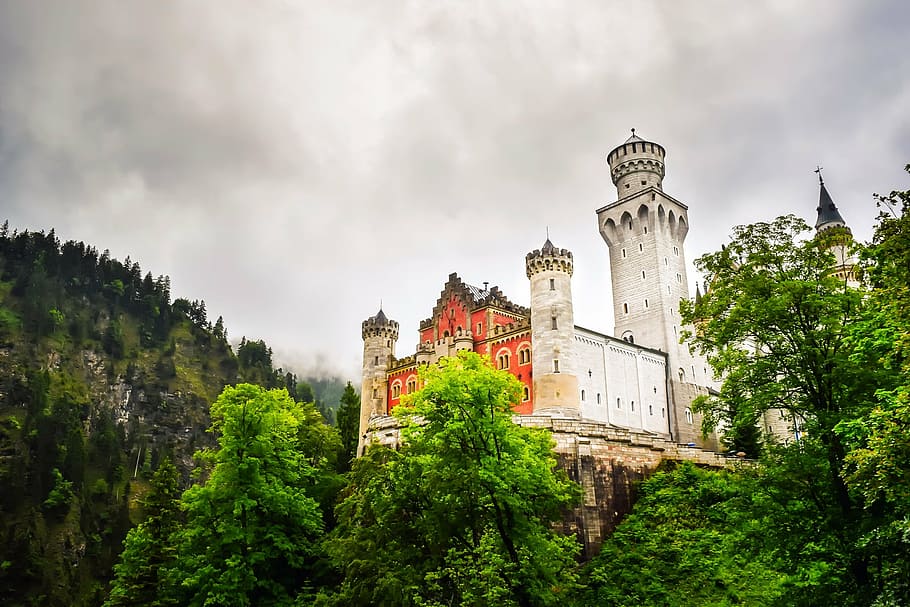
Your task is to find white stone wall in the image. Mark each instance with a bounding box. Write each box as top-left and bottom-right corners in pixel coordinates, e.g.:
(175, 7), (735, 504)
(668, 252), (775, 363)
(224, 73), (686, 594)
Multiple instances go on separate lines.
(575, 327), (671, 437)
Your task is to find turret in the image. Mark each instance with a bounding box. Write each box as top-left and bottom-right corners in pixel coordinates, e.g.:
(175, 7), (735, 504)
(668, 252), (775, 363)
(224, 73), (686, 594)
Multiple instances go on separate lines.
(525, 238), (579, 415)
(606, 128), (667, 198)
(813, 170), (858, 287)
(359, 308), (399, 454)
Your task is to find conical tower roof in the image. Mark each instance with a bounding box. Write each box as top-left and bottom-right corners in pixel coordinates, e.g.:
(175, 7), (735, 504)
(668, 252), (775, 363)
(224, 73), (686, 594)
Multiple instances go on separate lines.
(815, 174), (846, 230)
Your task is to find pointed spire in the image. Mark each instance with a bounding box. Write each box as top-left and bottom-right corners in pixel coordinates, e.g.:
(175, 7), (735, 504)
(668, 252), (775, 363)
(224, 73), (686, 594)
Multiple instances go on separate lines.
(695, 284), (703, 305)
(814, 168), (846, 230)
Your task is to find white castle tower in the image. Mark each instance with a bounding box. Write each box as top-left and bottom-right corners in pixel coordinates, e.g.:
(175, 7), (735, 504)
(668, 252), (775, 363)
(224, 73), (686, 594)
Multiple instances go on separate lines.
(814, 169), (859, 288)
(525, 238), (579, 416)
(359, 308), (398, 453)
(596, 130), (716, 446)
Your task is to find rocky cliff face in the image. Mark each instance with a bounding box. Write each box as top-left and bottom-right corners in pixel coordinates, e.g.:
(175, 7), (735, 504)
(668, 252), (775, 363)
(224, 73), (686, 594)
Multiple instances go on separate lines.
(0, 330), (225, 607)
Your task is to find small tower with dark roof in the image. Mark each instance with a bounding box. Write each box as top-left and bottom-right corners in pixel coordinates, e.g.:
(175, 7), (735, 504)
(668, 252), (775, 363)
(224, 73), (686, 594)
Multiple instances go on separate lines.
(359, 307), (399, 453)
(526, 237), (579, 416)
(813, 170), (858, 287)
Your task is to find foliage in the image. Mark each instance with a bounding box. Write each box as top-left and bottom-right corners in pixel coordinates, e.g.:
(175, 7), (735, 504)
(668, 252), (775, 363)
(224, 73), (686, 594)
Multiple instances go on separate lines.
(324, 352), (581, 607)
(839, 167), (910, 605)
(334, 382), (360, 472)
(104, 458), (182, 607)
(579, 461), (786, 606)
(167, 385), (325, 607)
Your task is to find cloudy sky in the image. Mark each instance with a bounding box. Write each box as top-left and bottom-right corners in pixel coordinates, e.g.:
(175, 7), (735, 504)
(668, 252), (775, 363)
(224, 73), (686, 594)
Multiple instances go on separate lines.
(2, 1), (908, 381)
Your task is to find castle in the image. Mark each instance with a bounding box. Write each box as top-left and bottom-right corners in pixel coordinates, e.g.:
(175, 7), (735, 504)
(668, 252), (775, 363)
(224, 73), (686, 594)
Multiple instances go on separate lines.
(359, 131), (854, 455)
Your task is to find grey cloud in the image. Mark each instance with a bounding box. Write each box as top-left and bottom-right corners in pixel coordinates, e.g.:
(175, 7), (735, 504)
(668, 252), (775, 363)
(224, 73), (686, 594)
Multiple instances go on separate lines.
(1, 0), (908, 381)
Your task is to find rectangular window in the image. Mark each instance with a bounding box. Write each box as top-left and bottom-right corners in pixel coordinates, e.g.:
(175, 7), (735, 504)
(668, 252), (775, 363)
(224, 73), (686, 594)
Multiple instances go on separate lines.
(553, 359), (560, 373)
(551, 315), (558, 330)
(549, 278), (555, 290)
(477, 322), (482, 334)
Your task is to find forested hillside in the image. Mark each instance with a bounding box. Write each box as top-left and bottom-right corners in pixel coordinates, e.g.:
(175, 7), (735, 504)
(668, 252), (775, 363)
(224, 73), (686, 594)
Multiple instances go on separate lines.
(0, 224), (352, 606)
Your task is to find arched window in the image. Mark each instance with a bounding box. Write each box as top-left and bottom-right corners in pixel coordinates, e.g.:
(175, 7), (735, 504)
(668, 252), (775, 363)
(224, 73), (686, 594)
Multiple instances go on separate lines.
(522, 386), (530, 401)
(649, 404), (653, 416)
(631, 400), (635, 412)
(581, 389), (586, 401)
(518, 347), (531, 365)
(391, 381), (401, 398)
(678, 368), (686, 382)
(685, 408), (694, 424)
(597, 393), (601, 404)
(406, 378), (417, 394)
(623, 303), (629, 314)
(617, 397), (621, 409)
(497, 353), (511, 370)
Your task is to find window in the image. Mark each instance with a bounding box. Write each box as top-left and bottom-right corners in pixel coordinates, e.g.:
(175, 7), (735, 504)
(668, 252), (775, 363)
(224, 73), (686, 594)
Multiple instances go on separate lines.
(497, 353), (511, 370)
(678, 368), (685, 382)
(391, 382), (401, 398)
(477, 322), (482, 334)
(628, 220), (633, 230)
(649, 404), (653, 416)
(641, 180), (646, 186)
(676, 273), (682, 283)
(661, 407), (665, 418)
(673, 246), (679, 256)
(407, 378), (417, 394)
(643, 225), (648, 234)
(553, 359), (560, 373)
(450, 308), (455, 318)
(644, 298), (649, 309)
(631, 400), (635, 412)
(597, 393), (601, 404)
(639, 243), (643, 252)
(549, 278), (555, 290)
(641, 270), (646, 280)
(518, 348), (531, 365)
(551, 315), (558, 330)
(623, 303), (629, 314)
(685, 408), (694, 424)
(664, 257), (668, 266)
(372, 388), (378, 398)
(622, 248), (627, 258)
(581, 389), (586, 401)
(522, 386), (530, 401)
(374, 356), (379, 365)
(617, 397), (621, 409)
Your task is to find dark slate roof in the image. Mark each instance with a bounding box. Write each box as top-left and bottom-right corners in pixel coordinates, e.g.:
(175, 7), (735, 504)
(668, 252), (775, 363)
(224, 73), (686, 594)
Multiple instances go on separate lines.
(625, 132), (644, 144)
(372, 308), (388, 323)
(465, 284), (490, 303)
(541, 238), (556, 253)
(815, 181), (846, 229)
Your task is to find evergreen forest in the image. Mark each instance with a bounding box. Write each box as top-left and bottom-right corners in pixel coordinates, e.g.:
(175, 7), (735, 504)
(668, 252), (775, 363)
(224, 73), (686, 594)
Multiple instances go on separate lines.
(1, 166), (909, 606)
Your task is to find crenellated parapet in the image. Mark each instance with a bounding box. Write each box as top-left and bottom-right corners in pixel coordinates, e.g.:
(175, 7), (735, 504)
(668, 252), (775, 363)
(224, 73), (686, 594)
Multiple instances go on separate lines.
(362, 312), (399, 340)
(525, 240), (574, 278)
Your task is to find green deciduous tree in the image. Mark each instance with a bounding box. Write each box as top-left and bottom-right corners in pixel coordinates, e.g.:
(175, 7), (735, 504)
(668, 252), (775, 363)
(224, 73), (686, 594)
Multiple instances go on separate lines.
(840, 168), (910, 604)
(679, 215), (881, 603)
(579, 461), (786, 607)
(168, 384), (325, 607)
(324, 352), (580, 607)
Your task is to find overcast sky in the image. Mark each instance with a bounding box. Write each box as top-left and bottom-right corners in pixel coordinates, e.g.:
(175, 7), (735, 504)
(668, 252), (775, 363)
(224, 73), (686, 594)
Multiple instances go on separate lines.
(2, 1), (908, 382)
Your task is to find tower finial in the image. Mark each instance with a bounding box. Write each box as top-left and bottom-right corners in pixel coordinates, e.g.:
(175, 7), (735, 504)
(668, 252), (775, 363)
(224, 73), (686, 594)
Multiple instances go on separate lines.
(546, 225), (549, 240)
(814, 166), (824, 185)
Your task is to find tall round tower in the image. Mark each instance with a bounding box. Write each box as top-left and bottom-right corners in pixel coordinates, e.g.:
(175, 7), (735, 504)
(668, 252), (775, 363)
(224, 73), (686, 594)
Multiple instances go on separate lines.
(606, 129), (666, 196)
(359, 308), (398, 454)
(597, 130), (717, 447)
(525, 238), (579, 416)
